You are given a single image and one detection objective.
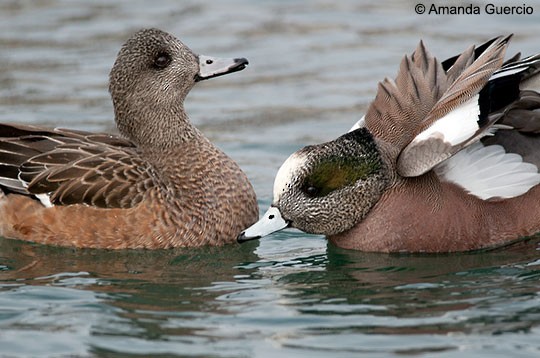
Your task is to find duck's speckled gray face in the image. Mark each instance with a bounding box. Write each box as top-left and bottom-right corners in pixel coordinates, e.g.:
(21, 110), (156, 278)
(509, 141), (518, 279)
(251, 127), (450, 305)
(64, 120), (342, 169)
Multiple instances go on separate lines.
(110, 28), (249, 103)
(274, 128), (389, 235)
(109, 29), (199, 104)
(108, 28), (249, 147)
(238, 128), (390, 242)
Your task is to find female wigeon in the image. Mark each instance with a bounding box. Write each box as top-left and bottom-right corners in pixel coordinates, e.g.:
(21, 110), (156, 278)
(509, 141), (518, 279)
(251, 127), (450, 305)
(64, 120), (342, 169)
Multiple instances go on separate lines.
(0, 28), (258, 249)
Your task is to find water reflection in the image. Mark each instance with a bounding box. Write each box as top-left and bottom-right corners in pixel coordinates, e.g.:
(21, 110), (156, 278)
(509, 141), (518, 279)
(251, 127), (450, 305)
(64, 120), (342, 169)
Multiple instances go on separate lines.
(214, 236), (540, 355)
(1, 228), (540, 356)
(1, 237), (258, 290)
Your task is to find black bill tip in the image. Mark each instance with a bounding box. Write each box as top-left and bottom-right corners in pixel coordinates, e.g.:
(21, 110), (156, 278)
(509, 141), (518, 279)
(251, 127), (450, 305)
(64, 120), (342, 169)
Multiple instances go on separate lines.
(231, 57), (249, 72)
(195, 57), (249, 82)
(237, 231), (260, 244)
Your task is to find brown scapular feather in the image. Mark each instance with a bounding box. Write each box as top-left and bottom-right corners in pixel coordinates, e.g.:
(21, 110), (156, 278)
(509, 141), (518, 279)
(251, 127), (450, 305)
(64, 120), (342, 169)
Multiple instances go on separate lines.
(364, 35), (511, 157)
(0, 123), (155, 209)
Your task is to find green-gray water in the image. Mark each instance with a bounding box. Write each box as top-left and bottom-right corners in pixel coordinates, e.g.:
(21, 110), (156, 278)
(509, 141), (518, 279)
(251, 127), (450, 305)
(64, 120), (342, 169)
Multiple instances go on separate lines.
(1, 1), (540, 356)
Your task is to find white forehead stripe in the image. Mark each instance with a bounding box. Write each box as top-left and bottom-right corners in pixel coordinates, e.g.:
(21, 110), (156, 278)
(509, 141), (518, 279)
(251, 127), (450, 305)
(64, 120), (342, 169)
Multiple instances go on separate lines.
(273, 152), (305, 201)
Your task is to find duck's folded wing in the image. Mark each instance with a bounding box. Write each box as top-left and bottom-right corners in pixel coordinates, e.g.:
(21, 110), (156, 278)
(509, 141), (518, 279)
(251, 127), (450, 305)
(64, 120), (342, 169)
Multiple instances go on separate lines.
(0, 123), (154, 209)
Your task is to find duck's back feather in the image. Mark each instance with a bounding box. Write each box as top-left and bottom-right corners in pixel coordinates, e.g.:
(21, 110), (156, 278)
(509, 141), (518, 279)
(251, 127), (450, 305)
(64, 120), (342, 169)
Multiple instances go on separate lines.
(0, 123), (154, 209)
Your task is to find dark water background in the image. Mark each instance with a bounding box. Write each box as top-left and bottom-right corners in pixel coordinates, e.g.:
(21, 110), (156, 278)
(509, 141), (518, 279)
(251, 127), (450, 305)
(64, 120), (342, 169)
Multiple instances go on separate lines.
(1, 1), (540, 357)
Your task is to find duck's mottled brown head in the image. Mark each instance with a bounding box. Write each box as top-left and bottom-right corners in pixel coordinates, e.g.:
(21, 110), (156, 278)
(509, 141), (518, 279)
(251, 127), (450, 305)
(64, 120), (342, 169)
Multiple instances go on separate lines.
(109, 28), (248, 148)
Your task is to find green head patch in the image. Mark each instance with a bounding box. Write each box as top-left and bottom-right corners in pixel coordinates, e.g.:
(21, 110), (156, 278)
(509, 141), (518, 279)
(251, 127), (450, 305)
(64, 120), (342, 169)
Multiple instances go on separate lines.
(301, 156), (380, 197)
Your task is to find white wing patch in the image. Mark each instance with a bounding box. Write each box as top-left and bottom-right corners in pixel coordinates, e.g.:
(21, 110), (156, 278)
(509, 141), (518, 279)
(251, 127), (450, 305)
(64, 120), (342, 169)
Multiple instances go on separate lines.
(18, 172), (54, 208)
(414, 94), (480, 146)
(397, 95), (483, 177)
(35, 193), (53, 208)
(435, 142), (540, 200)
(273, 152), (306, 202)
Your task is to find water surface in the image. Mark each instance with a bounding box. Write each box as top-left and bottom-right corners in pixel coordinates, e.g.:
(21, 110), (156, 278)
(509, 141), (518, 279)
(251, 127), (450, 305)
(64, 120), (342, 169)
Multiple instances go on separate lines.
(1, 1), (540, 357)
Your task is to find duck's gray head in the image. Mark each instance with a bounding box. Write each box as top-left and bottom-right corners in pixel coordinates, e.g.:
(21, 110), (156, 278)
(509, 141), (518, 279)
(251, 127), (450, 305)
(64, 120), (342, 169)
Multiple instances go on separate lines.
(238, 128), (391, 242)
(109, 28), (248, 147)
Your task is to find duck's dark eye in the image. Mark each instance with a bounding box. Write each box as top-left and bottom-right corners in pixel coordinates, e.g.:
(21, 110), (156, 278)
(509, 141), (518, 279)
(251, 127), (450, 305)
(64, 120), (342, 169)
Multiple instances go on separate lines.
(153, 52), (172, 69)
(303, 185), (320, 197)
(205, 59), (213, 65)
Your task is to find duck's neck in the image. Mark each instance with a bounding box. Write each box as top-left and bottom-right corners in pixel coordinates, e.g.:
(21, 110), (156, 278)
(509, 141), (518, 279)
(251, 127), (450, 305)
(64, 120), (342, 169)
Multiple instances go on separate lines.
(114, 100), (202, 150)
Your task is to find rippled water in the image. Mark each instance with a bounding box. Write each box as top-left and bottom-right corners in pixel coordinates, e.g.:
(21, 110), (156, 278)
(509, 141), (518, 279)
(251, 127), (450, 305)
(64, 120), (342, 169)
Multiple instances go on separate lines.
(1, 1), (540, 357)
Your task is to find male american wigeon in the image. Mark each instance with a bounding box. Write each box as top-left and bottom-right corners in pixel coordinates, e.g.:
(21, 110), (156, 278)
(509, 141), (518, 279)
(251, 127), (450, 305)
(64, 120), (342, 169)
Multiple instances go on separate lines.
(0, 28), (258, 249)
(238, 36), (540, 253)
